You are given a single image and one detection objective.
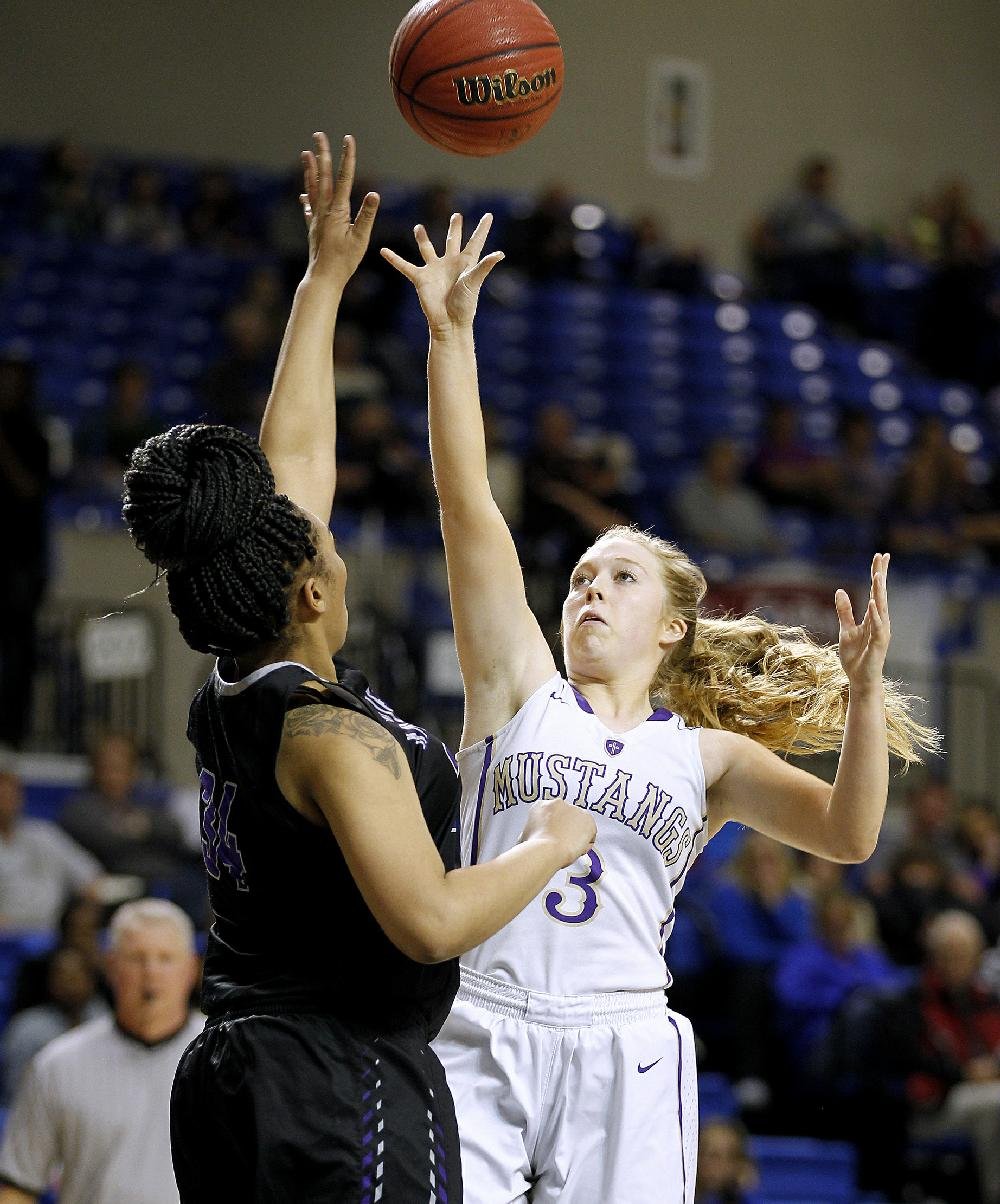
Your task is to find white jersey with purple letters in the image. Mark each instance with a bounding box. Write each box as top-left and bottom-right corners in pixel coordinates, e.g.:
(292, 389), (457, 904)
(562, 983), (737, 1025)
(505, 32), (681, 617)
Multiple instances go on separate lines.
(458, 672), (708, 996)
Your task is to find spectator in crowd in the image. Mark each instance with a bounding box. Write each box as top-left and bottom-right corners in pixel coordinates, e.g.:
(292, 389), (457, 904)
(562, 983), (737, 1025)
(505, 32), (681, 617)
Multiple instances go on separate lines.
(954, 802), (1000, 930)
(73, 361), (161, 493)
(881, 424), (964, 566)
(505, 183), (582, 281)
(918, 413), (1000, 561)
(747, 401), (837, 515)
(539, 434), (635, 547)
(793, 850), (848, 901)
(519, 405), (635, 621)
(621, 211), (704, 296)
(268, 164), (313, 293)
(906, 177), (993, 266)
(749, 155), (861, 325)
(694, 1118), (761, 1204)
(331, 322), (388, 410)
(774, 886), (904, 1070)
(104, 166), (182, 252)
(334, 394), (435, 524)
(58, 732), (203, 923)
(414, 180), (458, 248)
(0, 764), (102, 932)
(867, 776), (969, 891)
(520, 402), (586, 559)
(912, 180), (1000, 391)
(9, 896), (108, 1016)
(0, 355), (50, 750)
(237, 264), (291, 346)
(828, 409), (893, 538)
(959, 463), (1000, 567)
(0, 898), (202, 1204)
(895, 910), (1000, 1204)
(182, 167), (253, 253)
(1, 946), (107, 1104)
(870, 843), (977, 967)
(199, 300), (275, 432)
(339, 173), (410, 338)
(673, 437), (780, 555)
(37, 138), (103, 240)
(706, 833), (812, 1108)
(483, 409), (523, 528)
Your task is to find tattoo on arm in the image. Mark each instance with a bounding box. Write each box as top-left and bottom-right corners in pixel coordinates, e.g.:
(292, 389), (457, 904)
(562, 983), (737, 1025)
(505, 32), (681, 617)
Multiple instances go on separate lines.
(284, 705), (403, 780)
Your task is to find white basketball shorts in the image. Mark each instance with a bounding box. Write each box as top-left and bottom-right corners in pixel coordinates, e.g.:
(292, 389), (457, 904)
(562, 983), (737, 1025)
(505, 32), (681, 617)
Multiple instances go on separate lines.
(433, 966), (698, 1204)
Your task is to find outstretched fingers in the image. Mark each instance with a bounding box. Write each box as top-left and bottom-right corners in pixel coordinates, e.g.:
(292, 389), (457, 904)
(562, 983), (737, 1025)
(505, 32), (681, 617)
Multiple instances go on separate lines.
(300, 147), (318, 225)
(834, 588), (856, 633)
(352, 191), (380, 241)
(328, 132), (353, 212)
(871, 552), (890, 624)
(379, 246), (421, 282)
(413, 223), (438, 263)
(463, 249), (505, 292)
(463, 212), (494, 261)
(445, 212), (463, 256)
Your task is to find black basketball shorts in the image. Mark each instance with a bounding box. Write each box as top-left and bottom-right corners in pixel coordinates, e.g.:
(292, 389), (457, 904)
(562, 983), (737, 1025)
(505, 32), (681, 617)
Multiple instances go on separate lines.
(171, 1011), (462, 1202)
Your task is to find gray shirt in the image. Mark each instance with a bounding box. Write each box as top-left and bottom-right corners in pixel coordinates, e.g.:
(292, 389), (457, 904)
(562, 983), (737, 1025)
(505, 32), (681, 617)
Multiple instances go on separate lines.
(0, 820), (101, 930)
(0, 1012), (203, 1204)
(674, 473), (776, 553)
(1, 999), (109, 1104)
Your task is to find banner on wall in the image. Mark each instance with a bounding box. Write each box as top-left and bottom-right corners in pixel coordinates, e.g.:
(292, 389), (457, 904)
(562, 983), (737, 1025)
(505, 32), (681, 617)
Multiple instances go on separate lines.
(646, 58), (710, 178)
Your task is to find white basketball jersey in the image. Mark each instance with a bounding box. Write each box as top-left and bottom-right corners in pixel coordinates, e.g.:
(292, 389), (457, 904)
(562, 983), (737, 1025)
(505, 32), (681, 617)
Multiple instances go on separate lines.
(458, 673), (708, 995)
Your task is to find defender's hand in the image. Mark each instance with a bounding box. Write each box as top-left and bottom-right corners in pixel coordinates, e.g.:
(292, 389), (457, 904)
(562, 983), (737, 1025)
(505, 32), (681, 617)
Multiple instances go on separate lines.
(519, 798), (597, 869)
(300, 132), (379, 289)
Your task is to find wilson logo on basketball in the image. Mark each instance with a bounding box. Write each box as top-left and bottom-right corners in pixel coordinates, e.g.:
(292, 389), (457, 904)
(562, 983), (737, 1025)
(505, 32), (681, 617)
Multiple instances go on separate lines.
(452, 66), (558, 107)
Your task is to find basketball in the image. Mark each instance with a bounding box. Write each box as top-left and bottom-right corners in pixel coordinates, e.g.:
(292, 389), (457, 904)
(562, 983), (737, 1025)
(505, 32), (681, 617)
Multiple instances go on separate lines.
(389, 0), (564, 157)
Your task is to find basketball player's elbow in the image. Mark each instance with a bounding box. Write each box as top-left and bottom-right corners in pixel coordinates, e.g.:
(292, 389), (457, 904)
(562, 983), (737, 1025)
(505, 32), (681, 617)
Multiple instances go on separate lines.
(825, 817), (879, 864)
(837, 830), (879, 864)
(388, 901), (461, 965)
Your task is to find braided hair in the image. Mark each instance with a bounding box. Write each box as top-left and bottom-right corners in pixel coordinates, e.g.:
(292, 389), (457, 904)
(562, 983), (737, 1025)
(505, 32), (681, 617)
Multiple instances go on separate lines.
(122, 424), (318, 656)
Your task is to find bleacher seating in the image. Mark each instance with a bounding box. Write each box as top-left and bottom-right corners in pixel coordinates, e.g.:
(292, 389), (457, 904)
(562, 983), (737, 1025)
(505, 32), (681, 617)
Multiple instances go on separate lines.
(750, 1135), (857, 1204)
(2, 140), (995, 568)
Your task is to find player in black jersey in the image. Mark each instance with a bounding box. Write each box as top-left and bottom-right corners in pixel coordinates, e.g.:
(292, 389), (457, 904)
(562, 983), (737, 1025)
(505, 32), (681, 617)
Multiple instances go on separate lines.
(121, 133), (596, 1203)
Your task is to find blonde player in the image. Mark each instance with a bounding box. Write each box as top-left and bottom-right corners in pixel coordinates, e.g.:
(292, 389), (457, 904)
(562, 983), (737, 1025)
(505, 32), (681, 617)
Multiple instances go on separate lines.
(381, 214), (938, 1204)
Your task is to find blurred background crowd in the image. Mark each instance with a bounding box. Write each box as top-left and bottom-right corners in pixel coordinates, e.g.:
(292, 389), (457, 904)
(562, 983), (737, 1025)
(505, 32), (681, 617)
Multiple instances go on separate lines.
(1, 132), (1000, 1203)
(2, 0), (999, 1198)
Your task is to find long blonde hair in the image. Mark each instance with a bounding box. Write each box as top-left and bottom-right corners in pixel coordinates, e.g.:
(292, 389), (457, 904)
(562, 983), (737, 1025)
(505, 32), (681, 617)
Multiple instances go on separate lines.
(586, 527), (940, 766)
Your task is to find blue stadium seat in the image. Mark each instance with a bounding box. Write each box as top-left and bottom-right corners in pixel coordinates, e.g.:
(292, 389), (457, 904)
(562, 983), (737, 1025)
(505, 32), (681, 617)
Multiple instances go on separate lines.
(698, 1071), (738, 1120)
(750, 1136), (857, 1204)
(0, 931), (59, 1027)
(750, 301), (823, 341)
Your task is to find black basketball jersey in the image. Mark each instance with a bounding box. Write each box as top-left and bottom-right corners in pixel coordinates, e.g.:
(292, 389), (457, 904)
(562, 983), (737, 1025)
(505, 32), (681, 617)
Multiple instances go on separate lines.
(186, 657), (460, 1037)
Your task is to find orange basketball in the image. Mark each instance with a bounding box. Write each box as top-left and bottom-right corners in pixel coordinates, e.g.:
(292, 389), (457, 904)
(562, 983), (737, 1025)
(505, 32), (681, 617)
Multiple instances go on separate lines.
(389, 0), (564, 157)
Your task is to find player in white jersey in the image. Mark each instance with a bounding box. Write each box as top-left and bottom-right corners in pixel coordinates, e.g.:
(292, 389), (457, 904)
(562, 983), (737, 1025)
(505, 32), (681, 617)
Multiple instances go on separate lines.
(382, 216), (938, 1203)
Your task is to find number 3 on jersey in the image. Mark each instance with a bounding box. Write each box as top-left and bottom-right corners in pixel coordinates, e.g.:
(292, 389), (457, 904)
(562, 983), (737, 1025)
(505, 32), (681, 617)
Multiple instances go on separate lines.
(199, 768), (249, 891)
(545, 848), (604, 925)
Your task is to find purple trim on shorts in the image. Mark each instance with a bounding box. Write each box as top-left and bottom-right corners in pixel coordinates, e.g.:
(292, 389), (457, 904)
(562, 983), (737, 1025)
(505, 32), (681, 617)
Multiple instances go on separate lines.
(359, 1055), (382, 1204)
(668, 1014), (686, 1200)
(469, 735), (494, 866)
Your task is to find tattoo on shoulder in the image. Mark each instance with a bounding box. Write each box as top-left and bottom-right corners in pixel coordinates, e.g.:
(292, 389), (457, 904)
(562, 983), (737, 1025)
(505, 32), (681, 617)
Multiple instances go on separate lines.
(285, 705), (403, 780)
